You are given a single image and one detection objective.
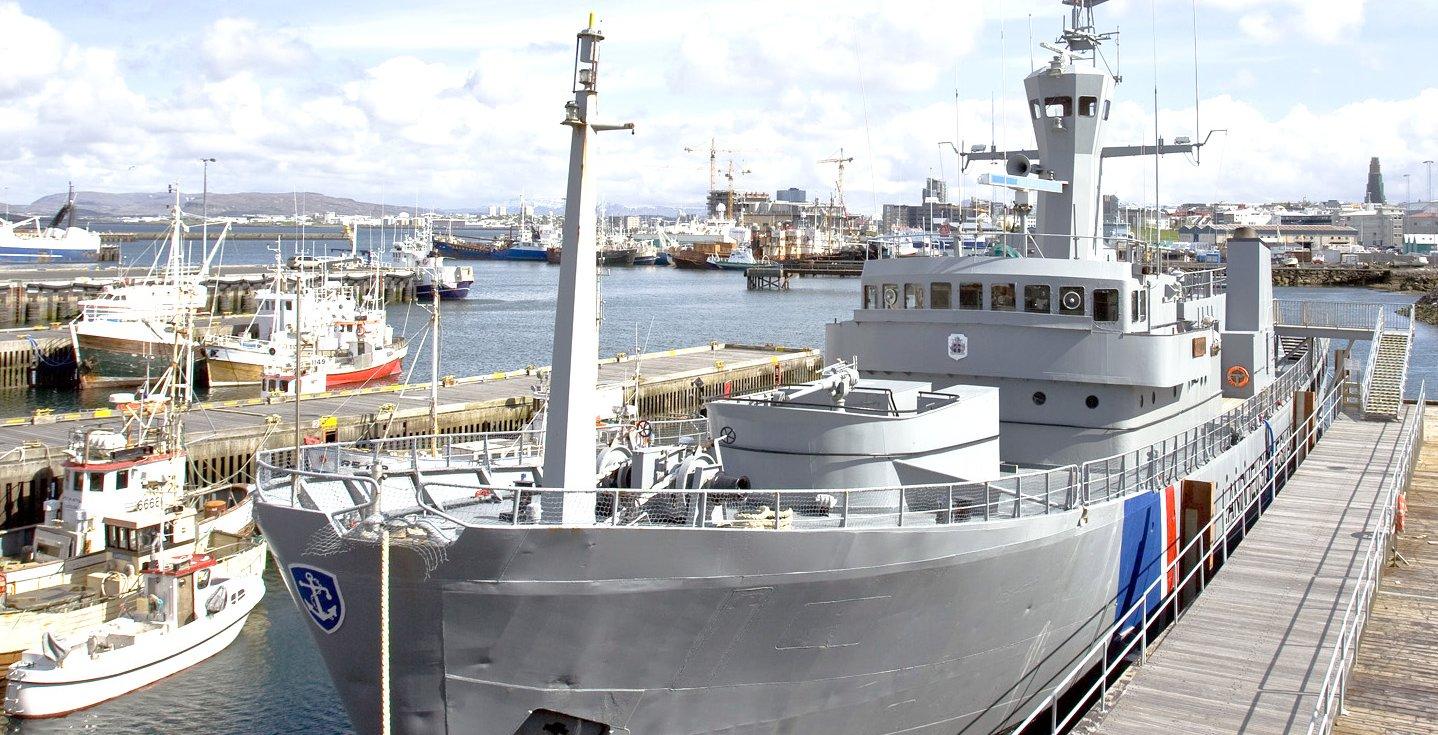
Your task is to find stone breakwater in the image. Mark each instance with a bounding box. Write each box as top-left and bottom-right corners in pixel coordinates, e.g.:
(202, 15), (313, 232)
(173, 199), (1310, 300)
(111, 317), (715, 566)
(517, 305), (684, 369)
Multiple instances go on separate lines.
(1271, 266), (1438, 293)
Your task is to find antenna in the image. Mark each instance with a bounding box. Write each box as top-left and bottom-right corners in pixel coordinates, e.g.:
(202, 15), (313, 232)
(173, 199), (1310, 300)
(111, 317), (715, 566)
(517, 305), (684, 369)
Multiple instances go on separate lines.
(1190, 0), (1201, 165)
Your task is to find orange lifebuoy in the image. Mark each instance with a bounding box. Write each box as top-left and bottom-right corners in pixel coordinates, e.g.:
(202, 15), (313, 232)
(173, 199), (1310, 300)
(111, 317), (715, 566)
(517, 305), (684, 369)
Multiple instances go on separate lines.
(1226, 365), (1251, 389)
(1397, 491), (1408, 533)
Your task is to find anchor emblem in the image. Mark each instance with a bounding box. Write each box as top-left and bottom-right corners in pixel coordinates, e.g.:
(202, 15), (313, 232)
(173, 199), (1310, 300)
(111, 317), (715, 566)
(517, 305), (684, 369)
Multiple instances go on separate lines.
(288, 564), (346, 634)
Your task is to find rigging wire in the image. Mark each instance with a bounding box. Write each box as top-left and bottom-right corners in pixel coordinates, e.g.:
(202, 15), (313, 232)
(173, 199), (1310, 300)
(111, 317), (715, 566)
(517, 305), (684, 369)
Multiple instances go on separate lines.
(852, 30), (880, 219)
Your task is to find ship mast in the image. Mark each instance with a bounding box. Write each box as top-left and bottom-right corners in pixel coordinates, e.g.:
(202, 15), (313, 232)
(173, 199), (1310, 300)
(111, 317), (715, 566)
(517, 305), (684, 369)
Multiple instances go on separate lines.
(540, 16), (633, 523)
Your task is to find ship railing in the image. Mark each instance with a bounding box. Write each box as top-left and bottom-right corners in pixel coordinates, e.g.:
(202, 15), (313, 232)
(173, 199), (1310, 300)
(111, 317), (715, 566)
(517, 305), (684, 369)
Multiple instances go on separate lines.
(256, 351), (1323, 532)
(1011, 376), (1356, 734)
(1307, 380), (1425, 735)
(1081, 346), (1320, 503)
(1176, 267), (1226, 299)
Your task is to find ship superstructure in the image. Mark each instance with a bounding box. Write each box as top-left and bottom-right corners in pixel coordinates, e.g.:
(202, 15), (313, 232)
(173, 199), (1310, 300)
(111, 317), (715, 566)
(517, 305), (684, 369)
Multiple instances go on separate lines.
(254, 6), (1334, 735)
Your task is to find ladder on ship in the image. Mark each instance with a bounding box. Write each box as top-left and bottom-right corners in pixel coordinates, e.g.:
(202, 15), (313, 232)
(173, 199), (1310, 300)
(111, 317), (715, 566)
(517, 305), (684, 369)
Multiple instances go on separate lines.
(1363, 325), (1413, 418)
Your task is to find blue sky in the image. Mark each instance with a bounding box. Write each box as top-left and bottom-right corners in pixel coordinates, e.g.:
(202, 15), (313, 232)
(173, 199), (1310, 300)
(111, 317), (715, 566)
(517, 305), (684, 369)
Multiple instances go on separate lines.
(3, 0), (1436, 211)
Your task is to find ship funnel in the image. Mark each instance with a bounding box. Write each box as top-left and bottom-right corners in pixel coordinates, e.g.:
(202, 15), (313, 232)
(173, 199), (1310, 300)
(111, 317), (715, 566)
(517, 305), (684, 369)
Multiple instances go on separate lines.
(1006, 154), (1032, 177)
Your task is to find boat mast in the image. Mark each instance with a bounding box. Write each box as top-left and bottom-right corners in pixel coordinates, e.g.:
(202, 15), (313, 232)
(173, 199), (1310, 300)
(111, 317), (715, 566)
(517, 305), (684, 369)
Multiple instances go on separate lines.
(540, 15), (633, 522)
(428, 269), (440, 453)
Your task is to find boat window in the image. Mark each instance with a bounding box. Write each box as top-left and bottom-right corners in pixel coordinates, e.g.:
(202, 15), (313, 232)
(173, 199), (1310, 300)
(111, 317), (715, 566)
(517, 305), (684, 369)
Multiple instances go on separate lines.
(137, 526), (159, 551)
(89, 472), (106, 493)
(1030, 99), (1043, 119)
(116, 471), (130, 491)
(1079, 96), (1099, 117)
(1094, 288), (1120, 322)
(863, 285), (877, 309)
(882, 284), (900, 309)
(1103, 99), (1111, 120)
(991, 283), (1016, 311)
(958, 283), (982, 310)
(1044, 96), (1073, 118)
(1024, 285), (1051, 313)
(930, 282), (952, 309)
(904, 284), (925, 309)
(1131, 290), (1147, 323)
(1058, 286), (1086, 315)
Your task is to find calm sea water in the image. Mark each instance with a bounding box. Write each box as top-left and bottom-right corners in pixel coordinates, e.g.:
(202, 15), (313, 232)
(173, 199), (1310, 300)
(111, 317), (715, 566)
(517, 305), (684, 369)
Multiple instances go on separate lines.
(3, 246), (1431, 733)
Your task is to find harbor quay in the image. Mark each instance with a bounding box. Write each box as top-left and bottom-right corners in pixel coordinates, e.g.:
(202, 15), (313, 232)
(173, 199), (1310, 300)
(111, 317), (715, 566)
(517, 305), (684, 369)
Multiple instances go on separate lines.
(0, 342), (819, 529)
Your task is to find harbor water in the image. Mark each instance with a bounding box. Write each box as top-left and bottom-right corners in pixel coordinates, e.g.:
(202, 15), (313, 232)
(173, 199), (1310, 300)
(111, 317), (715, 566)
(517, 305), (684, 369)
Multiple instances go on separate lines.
(2, 246), (1433, 733)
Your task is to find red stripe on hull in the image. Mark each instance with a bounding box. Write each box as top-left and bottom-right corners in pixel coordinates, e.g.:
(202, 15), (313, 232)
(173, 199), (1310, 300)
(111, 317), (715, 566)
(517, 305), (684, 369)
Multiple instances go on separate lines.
(325, 356), (403, 387)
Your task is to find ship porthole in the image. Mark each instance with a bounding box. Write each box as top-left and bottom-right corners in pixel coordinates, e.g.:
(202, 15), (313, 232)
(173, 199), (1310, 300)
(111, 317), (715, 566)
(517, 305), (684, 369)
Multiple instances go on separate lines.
(1032, 391), (1046, 406)
(1085, 395), (1099, 409)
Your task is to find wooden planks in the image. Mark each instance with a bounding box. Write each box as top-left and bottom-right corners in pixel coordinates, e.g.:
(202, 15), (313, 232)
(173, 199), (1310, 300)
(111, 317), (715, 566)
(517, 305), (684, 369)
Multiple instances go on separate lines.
(1332, 413), (1438, 735)
(1095, 412), (1411, 735)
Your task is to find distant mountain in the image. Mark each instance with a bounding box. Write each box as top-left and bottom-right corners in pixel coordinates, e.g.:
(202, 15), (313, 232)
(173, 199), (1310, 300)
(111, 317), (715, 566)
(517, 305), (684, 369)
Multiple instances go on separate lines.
(24, 191), (394, 219)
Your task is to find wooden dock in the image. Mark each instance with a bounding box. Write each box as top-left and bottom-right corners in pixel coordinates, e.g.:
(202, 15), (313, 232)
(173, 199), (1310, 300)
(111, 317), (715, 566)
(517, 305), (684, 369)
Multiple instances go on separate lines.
(1332, 411), (1438, 735)
(0, 343), (821, 528)
(1091, 410), (1414, 735)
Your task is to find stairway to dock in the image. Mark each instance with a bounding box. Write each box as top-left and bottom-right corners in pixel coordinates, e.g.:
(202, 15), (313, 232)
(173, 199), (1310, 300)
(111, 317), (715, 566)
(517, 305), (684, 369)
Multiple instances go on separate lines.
(1363, 329), (1412, 419)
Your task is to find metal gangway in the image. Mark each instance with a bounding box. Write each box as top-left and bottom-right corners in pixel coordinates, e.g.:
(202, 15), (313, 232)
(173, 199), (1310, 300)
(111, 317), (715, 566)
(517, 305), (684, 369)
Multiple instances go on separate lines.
(1272, 300), (1415, 418)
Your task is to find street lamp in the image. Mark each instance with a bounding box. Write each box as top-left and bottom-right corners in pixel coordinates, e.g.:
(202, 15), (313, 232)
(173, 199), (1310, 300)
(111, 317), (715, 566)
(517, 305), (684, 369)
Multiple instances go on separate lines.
(200, 158), (216, 254)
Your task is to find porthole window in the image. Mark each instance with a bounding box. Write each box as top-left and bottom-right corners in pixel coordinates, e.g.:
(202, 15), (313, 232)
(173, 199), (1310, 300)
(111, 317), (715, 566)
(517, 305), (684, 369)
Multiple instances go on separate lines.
(882, 284), (899, 309)
(1085, 395), (1099, 409)
(1059, 286), (1085, 315)
(1032, 391), (1047, 406)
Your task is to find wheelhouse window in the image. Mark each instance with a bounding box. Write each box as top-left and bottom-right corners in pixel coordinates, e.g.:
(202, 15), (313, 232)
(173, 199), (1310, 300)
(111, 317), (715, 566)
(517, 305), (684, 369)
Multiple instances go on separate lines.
(903, 283), (925, 309)
(1024, 285), (1051, 313)
(958, 282), (982, 310)
(1094, 288), (1121, 322)
(990, 283), (1016, 311)
(863, 285), (877, 309)
(881, 284), (900, 309)
(1044, 96), (1073, 118)
(1079, 96), (1099, 117)
(1058, 286), (1086, 316)
(1030, 99), (1042, 119)
(88, 472), (106, 493)
(116, 470), (130, 491)
(930, 282), (952, 309)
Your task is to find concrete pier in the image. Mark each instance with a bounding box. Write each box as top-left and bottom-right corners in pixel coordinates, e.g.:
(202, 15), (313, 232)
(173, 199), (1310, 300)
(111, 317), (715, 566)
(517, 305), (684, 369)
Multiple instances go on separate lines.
(0, 342), (820, 528)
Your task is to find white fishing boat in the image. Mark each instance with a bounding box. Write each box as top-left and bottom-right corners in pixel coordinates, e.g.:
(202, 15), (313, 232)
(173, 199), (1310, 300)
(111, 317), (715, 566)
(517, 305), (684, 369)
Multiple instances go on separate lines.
(707, 247), (772, 270)
(3, 552), (263, 718)
(69, 186), (227, 388)
(393, 220), (473, 300)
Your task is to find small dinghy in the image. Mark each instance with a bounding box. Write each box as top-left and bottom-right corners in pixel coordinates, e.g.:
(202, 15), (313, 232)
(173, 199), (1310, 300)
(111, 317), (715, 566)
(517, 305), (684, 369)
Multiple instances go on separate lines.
(4, 553), (264, 718)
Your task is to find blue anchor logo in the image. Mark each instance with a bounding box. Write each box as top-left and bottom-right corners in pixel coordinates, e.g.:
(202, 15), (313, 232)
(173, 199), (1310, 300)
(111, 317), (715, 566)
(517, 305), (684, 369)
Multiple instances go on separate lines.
(289, 564), (346, 634)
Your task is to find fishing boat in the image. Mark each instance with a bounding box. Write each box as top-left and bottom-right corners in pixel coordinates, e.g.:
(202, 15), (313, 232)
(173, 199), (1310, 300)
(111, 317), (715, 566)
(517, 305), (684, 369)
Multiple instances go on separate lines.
(392, 221), (473, 300)
(0, 186), (104, 264)
(202, 263), (406, 389)
(0, 323), (266, 670)
(4, 552), (263, 718)
(253, 9), (1343, 735)
(707, 247), (772, 271)
(69, 187), (227, 388)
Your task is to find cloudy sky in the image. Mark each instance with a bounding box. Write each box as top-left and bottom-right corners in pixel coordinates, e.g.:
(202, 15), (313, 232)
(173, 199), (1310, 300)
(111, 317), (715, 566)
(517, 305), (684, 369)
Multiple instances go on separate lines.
(2, 0), (1435, 213)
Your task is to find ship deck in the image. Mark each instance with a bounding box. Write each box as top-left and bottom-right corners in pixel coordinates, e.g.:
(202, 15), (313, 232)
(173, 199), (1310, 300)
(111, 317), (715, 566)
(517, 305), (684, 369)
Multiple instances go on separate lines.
(1091, 408), (1415, 735)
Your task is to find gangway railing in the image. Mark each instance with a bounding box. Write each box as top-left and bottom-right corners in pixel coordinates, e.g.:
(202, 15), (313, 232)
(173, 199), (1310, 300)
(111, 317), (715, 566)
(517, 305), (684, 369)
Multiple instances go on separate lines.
(1273, 300), (1387, 333)
(1360, 308), (1386, 411)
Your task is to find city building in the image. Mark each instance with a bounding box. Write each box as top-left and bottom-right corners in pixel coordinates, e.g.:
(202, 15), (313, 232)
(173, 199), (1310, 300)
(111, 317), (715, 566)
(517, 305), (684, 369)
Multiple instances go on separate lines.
(776, 187), (807, 203)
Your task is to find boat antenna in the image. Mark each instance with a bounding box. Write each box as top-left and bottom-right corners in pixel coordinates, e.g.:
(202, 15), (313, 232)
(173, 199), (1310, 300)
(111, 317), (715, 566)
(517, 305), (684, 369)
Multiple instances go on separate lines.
(1190, 0), (1202, 165)
(541, 15), (634, 519)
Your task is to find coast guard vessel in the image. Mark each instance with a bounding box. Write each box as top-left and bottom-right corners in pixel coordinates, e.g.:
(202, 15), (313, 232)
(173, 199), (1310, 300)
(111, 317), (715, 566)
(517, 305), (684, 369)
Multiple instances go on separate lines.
(255, 5), (1334, 733)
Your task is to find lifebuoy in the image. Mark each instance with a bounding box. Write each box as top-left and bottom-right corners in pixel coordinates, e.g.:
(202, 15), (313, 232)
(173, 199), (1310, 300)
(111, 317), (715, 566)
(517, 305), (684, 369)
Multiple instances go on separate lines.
(1226, 365), (1251, 388)
(1397, 491), (1408, 533)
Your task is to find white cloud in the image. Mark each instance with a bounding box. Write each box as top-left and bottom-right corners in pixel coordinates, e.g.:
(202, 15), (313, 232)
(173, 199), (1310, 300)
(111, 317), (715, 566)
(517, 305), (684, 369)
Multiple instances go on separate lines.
(202, 17), (314, 78)
(1209, 0), (1364, 44)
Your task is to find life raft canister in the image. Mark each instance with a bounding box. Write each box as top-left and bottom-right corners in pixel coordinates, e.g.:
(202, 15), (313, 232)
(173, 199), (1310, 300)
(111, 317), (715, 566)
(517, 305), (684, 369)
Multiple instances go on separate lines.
(1226, 365), (1251, 389)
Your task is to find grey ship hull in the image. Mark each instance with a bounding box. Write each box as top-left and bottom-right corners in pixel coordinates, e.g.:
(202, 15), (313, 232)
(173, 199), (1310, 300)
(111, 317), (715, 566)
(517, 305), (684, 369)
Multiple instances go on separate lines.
(261, 504), (1126, 734)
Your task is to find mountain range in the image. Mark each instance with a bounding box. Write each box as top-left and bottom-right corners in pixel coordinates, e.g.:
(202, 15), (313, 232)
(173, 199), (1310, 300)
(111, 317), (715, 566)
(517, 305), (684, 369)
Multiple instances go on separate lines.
(10, 191), (701, 219)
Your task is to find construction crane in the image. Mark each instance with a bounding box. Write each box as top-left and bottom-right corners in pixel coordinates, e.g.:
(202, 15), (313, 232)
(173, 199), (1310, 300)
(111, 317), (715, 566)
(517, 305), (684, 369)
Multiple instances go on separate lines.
(683, 138), (740, 196)
(818, 148), (855, 213)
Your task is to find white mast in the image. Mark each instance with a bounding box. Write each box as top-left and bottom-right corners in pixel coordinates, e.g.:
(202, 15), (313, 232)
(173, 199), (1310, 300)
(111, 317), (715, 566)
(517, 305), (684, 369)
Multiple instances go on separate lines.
(540, 15), (633, 523)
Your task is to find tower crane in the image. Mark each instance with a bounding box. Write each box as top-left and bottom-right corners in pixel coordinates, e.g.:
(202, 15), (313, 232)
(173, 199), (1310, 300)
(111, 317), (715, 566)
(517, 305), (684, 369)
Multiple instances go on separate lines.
(683, 138), (739, 195)
(818, 148), (855, 213)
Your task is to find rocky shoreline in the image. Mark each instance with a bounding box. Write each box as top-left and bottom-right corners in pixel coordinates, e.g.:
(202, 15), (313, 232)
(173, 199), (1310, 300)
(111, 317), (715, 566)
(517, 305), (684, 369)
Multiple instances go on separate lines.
(1271, 266), (1438, 293)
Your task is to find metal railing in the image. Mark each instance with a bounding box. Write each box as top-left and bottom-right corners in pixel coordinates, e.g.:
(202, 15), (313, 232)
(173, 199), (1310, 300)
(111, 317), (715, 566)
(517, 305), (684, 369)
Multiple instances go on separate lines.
(256, 348), (1324, 533)
(1177, 268), (1227, 299)
(1273, 300), (1387, 331)
(1360, 308), (1386, 411)
(1307, 381), (1426, 734)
